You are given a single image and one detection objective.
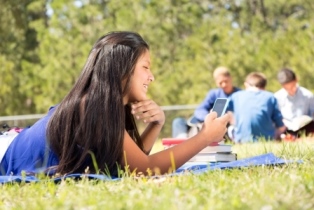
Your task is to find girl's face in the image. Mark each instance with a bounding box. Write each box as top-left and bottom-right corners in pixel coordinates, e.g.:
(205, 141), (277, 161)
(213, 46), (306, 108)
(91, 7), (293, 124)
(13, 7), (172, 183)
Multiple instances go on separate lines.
(124, 50), (154, 104)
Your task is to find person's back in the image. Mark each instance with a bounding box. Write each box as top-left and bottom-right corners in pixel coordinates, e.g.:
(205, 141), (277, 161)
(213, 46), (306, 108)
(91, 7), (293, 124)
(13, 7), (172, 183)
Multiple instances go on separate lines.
(228, 72), (285, 143)
(1, 106), (59, 175)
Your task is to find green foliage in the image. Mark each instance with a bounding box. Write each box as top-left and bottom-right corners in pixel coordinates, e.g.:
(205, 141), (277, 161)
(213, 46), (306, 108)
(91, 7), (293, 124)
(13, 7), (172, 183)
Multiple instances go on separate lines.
(0, 0), (314, 116)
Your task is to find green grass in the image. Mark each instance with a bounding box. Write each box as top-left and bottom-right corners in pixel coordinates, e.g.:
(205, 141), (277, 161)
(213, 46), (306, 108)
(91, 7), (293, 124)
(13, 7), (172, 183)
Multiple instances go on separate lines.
(1, 139), (314, 210)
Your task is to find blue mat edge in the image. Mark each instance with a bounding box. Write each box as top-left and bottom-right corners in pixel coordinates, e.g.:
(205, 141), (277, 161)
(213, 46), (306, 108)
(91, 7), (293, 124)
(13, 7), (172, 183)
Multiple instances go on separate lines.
(0, 153), (302, 184)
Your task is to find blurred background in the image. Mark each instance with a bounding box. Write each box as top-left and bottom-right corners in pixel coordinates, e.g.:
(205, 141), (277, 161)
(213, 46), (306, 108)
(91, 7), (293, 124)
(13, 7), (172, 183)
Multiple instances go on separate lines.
(0, 0), (313, 137)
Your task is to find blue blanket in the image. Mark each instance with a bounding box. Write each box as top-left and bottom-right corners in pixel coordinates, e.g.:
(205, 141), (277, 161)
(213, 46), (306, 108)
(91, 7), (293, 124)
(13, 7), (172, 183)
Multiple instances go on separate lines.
(0, 153), (300, 184)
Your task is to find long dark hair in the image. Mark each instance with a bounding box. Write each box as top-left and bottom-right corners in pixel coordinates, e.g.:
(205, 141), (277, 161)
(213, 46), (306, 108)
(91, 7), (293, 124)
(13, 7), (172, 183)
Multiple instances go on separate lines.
(47, 31), (149, 175)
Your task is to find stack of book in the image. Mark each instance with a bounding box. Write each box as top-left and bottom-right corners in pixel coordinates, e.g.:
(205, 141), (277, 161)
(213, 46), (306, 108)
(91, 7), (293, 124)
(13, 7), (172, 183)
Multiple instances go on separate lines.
(189, 144), (236, 162)
(162, 138), (237, 163)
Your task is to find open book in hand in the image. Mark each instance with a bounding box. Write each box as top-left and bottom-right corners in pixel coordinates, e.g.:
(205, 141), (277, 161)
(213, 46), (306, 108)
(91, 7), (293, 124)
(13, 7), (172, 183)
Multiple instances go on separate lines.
(283, 115), (313, 132)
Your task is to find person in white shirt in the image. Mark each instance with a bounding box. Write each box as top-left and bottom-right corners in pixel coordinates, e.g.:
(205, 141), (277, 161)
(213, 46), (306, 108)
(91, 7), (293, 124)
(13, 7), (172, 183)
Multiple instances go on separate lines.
(274, 68), (314, 137)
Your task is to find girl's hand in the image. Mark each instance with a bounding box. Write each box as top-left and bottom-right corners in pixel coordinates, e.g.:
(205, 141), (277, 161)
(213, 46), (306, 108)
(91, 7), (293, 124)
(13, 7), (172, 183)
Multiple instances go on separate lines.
(131, 100), (165, 125)
(199, 111), (231, 145)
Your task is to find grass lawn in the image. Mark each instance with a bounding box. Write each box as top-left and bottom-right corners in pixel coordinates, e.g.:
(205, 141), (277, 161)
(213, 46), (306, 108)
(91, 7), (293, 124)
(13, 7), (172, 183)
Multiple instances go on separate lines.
(1, 139), (314, 210)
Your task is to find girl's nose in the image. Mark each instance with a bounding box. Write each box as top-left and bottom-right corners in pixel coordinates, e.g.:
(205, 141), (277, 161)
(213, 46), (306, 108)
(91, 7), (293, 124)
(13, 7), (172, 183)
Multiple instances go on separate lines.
(148, 74), (155, 82)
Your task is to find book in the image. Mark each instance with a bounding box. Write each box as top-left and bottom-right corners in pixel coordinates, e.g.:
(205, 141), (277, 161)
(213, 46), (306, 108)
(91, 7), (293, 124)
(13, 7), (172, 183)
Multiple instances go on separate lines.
(162, 138), (221, 147)
(189, 153), (237, 162)
(161, 138), (232, 153)
(161, 138), (186, 147)
(199, 144), (232, 153)
(283, 115), (313, 132)
(161, 138), (236, 163)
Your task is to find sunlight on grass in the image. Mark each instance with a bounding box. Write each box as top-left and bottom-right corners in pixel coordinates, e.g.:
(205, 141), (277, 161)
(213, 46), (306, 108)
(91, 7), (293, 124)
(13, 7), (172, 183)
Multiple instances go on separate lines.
(1, 138), (314, 209)
(150, 138), (164, 154)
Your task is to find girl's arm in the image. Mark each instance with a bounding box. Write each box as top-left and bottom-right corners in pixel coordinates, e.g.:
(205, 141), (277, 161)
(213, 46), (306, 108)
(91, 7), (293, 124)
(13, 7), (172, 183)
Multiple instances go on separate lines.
(122, 111), (230, 175)
(131, 100), (165, 154)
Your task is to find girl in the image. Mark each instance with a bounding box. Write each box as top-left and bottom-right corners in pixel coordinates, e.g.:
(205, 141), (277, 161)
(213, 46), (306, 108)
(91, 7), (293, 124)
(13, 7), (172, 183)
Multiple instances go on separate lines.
(0, 31), (230, 176)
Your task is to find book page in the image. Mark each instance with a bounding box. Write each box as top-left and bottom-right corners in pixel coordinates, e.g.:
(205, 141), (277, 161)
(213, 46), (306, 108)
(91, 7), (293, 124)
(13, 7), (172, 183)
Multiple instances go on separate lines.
(283, 115), (313, 131)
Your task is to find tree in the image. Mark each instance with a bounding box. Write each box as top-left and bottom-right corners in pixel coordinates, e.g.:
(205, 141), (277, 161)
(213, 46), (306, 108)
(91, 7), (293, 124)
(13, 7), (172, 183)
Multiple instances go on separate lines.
(0, 0), (46, 115)
(1, 0), (313, 138)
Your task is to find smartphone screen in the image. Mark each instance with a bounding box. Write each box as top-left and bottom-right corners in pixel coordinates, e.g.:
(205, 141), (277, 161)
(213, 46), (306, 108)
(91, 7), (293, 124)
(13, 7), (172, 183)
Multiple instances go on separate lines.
(212, 98), (229, 117)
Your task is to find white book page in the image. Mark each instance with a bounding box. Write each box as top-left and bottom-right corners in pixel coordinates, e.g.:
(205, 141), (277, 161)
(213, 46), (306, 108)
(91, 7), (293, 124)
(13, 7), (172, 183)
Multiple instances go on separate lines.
(283, 115), (313, 131)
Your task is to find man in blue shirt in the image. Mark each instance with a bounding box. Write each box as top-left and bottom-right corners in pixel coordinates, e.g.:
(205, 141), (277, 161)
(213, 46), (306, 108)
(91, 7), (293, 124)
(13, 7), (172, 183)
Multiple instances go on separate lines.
(228, 72), (286, 143)
(172, 66), (240, 138)
(193, 67), (240, 122)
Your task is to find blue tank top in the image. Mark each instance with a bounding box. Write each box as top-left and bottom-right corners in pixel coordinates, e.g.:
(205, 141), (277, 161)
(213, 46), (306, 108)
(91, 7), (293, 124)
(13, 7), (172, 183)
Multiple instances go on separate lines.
(0, 106), (59, 175)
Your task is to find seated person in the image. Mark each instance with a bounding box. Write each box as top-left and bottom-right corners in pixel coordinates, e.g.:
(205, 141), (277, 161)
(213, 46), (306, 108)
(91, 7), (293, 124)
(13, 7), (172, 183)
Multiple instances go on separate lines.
(275, 68), (314, 137)
(172, 66), (240, 138)
(228, 72), (286, 143)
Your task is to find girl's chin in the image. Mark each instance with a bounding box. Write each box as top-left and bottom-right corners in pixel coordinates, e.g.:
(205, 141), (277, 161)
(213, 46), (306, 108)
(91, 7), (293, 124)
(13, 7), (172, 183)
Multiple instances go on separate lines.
(129, 96), (147, 103)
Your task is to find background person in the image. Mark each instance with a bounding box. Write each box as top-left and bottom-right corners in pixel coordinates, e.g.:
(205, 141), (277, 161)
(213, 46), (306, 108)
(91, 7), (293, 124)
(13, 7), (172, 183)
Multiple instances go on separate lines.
(228, 72), (286, 143)
(172, 66), (240, 138)
(0, 31), (230, 176)
(275, 68), (314, 137)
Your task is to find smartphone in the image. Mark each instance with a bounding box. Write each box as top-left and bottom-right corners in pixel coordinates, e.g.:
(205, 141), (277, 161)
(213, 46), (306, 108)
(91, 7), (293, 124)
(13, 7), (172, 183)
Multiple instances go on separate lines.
(211, 98), (229, 117)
